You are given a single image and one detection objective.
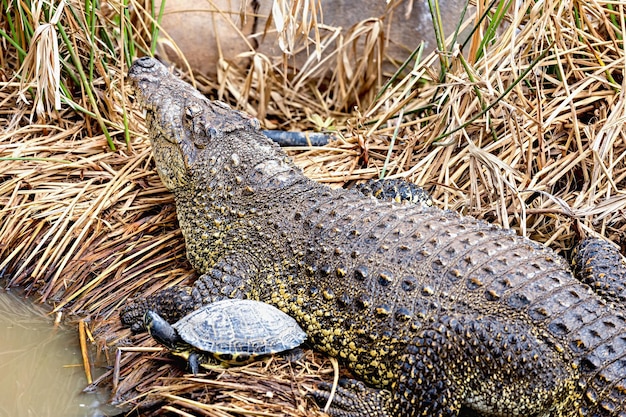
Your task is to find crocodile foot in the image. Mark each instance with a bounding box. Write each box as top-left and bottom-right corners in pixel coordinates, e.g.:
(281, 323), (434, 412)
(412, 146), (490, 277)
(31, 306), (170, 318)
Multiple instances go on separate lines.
(120, 261), (249, 331)
(120, 287), (197, 332)
(311, 379), (393, 417)
(572, 238), (626, 305)
(355, 178), (432, 207)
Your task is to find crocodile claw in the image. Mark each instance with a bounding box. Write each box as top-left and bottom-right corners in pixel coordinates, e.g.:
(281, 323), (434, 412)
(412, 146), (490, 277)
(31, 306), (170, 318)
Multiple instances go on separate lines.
(119, 287), (197, 333)
(310, 378), (392, 417)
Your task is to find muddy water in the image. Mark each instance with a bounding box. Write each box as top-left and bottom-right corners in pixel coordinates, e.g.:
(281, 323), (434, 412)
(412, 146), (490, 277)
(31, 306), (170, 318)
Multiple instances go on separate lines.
(0, 290), (116, 417)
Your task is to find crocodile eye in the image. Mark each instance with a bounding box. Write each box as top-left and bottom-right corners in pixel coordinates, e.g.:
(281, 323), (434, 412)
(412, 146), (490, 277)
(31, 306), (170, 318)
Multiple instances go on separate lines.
(184, 103), (212, 148)
(206, 126), (218, 139)
(248, 117), (260, 130)
(185, 103), (202, 120)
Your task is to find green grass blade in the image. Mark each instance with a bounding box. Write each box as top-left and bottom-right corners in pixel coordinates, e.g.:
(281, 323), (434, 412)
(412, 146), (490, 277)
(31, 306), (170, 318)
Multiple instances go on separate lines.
(374, 41), (425, 102)
(0, 27), (27, 56)
(427, 0), (448, 78)
(122, 0), (135, 66)
(433, 40), (556, 144)
(459, 0), (501, 53)
(474, 0), (513, 62)
(150, 0), (167, 55)
(56, 21), (115, 150)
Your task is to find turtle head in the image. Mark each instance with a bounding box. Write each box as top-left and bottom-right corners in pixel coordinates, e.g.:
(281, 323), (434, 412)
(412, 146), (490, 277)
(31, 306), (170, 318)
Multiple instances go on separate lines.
(144, 310), (204, 374)
(144, 310), (184, 350)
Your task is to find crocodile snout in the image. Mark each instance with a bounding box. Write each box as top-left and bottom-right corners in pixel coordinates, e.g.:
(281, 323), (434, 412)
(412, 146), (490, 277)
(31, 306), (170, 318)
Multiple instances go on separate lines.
(127, 57), (169, 89)
(133, 56), (157, 69)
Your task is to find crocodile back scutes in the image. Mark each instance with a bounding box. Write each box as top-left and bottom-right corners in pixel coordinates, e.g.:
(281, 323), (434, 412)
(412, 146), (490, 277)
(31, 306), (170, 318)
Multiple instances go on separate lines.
(270, 187), (626, 414)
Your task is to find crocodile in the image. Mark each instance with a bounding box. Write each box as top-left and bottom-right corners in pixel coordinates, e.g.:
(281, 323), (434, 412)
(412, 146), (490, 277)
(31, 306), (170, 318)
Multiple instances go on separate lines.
(572, 238), (626, 306)
(122, 56), (626, 417)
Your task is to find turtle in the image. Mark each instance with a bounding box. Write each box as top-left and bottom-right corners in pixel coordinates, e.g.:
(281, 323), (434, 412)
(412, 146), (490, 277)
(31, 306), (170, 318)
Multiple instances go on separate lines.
(144, 299), (307, 374)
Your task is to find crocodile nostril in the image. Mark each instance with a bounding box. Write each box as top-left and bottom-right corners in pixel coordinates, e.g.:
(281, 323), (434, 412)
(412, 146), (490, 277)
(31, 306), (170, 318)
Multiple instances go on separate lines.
(134, 56), (156, 68)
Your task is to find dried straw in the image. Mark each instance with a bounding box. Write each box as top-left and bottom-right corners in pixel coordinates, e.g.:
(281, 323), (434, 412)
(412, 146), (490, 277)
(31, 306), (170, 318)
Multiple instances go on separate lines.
(1, 0), (625, 415)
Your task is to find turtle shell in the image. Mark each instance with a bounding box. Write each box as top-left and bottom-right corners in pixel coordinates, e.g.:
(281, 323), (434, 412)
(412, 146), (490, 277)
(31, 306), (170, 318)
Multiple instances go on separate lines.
(173, 299), (306, 361)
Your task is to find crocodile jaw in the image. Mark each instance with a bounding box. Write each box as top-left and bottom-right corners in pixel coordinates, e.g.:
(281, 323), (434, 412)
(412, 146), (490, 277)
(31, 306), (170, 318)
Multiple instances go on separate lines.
(128, 57), (270, 194)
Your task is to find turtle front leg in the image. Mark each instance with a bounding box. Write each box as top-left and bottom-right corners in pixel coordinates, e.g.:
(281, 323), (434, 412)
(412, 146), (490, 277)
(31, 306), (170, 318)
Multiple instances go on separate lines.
(188, 352), (201, 375)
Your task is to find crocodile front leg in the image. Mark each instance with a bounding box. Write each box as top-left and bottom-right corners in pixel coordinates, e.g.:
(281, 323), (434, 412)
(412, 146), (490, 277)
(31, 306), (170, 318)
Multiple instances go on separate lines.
(120, 258), (254, 331)
(121, 286), (197, 333)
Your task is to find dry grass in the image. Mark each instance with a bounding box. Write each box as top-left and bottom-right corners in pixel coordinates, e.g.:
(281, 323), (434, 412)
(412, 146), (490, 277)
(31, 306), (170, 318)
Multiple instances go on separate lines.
(1, 0), (626, 415)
